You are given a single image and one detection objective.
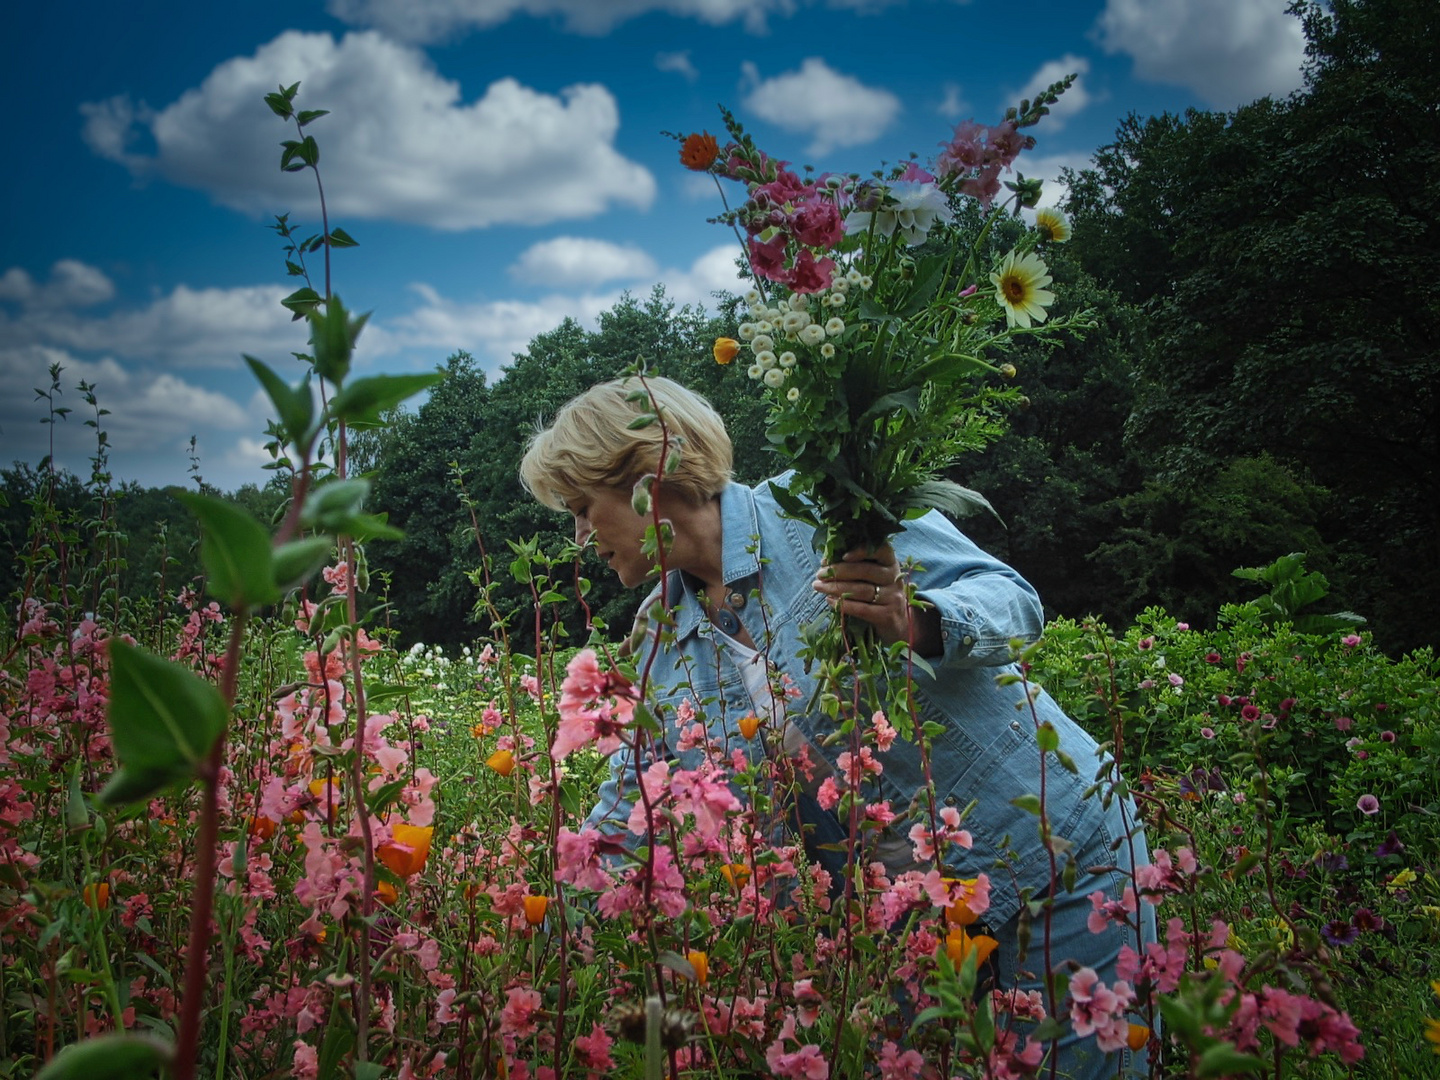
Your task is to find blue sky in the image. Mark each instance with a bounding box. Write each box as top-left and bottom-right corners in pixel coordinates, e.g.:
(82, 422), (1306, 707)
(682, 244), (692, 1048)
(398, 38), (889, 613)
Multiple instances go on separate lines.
(0, 0), (1310, 492)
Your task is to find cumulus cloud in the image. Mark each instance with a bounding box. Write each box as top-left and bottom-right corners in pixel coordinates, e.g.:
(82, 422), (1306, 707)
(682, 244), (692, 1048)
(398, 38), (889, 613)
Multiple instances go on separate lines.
(0, 260), (116, 309)
(1, 265), (307, 368)
(1012, 55), (1093, 132)
(740, 58), (901, 156)
(937, 82), (968, 120)
(79, 30), (655, 230)
(510, 237), (659, 287)
(656, 51), (700, 81)
(1095, 0), (1306, 110)
(0, 344), (252, 475)
(326, 0), (787, 40)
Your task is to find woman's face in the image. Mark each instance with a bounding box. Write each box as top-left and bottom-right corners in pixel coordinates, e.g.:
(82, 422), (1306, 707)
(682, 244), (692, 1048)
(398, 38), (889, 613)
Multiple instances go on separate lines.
(567, 485), (655, 588)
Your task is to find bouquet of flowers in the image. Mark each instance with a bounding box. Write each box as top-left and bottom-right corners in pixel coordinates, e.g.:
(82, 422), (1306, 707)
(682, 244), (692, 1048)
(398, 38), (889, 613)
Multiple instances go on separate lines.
(679, 79), (1084, 556)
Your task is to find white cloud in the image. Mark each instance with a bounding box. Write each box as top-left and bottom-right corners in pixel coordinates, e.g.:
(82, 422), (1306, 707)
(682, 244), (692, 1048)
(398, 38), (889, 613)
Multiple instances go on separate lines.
(741, 58), (901, 156)
(326, 0), (789, 40)
(1095, 0), (1306, 110)
(1, 266), (307, 368)
(937, 82), (968, 120)
(656, 51), (700, 82)
(80, 30), (656, 231)
(510, 237), (659, 287)
(1012, 55), (1093, 133)
(0, 260), (116, 309)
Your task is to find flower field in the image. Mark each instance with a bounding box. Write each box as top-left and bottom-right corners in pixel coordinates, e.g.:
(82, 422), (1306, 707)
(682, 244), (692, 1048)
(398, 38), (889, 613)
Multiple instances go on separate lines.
(4, 517), (1438, 1078)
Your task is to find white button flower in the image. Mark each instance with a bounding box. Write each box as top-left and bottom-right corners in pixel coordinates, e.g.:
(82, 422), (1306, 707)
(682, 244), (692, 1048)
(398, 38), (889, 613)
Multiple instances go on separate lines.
(763, 367), (786, 388)
(751, 334), (775, 353)
(800, 323), (826, 346)
(786, 386), (801, 402)
(747, 363), (765, 380)
(788, 294), (810, 311)
(831, 276), (849, 294)
(825, 317), (846, 336)
(846, 268), (863, 285)
(757, 350), (778, 369)
(781, 310), (811, 333)
(739, 322), (758, 341)
(819, 342), (836, 358)
(745, 289), (762, 305)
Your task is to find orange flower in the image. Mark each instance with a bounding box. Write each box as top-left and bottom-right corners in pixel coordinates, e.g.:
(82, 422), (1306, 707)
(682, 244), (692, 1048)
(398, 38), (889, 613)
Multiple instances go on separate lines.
(1126, 1024), (1150, 1052)
(680, 132), (719, 171)
(713, 337), (741, 365)
(686, 949), (709, 986)
(376, 879), (399, 905)
(942, 877), (982, 927)
(82, 882), (110, 911)
(486, 749), (516, 777)
(523, 894), (550, 927)
(737, 713), (761, 740)
(308, 777), (342, 823)
(720, 863), (752, 890)
(944, 926), (998, 969)
(247, 815), (277, 841)
(377, 823), (434, 879)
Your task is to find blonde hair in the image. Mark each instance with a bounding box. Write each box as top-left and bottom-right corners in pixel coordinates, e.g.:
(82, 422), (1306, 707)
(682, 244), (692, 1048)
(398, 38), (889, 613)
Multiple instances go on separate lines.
(519, 375), (733, 510)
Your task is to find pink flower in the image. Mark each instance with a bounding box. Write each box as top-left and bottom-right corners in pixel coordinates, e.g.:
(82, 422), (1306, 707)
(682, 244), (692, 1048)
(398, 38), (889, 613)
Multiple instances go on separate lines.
(1342, 634), (1362, 648)
(292, 1041), (319, 1080)
(748, 234), (789, 281)
(790, 198), (843, 249)
(870, 709), (897, 752)
(1356, 794), (1380, 816)
(765, 1041), (829, 1080)
(500, 986), (543, 1038)
(1333, 715), (1352, 731)
(787, 249), (836, 294)
(877, 1041), (924, 1079)
(552, 650), (636, 760)
(573, 1023), (614, 1070)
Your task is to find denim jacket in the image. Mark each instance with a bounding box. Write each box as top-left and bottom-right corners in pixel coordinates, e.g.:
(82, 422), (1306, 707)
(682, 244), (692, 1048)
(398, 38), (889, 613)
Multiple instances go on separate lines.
(585, 476), (1121, 925)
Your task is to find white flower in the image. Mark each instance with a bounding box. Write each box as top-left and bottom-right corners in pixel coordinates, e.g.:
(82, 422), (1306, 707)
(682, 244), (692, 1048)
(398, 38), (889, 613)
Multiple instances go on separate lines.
(757, 320), (775, 334)
(757, 350), (778, 369)
(779, 350), (797, 367)
(800, 323), (826, 346)
(763, 367), (786, 388)
(828, 293), (847, 308)
(845, 182), (955, 246)
(745, 289), (762, 305)
(739, 322), (758, 341)
(751, 334), (775, 353)
(747, 363), (765, 380)
(819, 342), (835, 358)
(831, 276), (849, 294)
(825, 317), (846, 336)
(788, 294), (809, 311)
(786, 386), (801, 402)
(859, 275), (873, 290)
(846, 268), (863, 285)
(781, 310), (811, 333)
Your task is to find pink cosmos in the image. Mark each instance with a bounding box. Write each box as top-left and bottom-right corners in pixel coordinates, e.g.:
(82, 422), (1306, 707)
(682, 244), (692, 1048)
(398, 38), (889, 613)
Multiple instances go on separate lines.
(1342, 634), (1362, 648)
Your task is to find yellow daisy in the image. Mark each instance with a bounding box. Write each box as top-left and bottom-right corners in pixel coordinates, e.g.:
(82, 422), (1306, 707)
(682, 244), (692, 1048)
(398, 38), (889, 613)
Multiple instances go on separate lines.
(990, 251), (1055, 329)
(1034, 207), (1072, 243)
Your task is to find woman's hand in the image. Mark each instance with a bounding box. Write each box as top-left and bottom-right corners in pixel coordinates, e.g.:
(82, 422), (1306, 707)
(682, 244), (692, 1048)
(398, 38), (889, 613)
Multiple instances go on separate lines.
(813, 543), (942, 655)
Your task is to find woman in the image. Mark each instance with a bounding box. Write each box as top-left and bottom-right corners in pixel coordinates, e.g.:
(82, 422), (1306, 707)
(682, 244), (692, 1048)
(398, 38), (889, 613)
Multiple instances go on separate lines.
(520, 374), (1154, 1076)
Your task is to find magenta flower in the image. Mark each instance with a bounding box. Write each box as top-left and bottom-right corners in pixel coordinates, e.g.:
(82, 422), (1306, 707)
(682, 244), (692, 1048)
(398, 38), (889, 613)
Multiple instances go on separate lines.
(1356, 794), (1380, 816)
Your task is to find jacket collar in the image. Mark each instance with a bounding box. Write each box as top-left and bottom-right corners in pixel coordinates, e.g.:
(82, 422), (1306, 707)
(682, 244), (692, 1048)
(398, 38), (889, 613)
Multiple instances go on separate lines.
(664, 481), (762, 642)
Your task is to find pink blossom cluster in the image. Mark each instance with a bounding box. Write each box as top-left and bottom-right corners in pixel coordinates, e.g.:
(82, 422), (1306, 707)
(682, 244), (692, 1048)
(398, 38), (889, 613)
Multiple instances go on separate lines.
(715, 147), (842, 293)
(934, 119), (1034, 207)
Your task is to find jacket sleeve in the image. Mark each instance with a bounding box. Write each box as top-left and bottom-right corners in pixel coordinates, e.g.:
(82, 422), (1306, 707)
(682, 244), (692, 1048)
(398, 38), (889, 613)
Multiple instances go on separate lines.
(893, 509), (1046, 671)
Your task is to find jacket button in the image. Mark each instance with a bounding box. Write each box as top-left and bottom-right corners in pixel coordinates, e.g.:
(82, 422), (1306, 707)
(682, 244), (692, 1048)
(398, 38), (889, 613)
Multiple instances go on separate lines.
(962, 635), (975, 647)
(1010, 720), (1021, 731)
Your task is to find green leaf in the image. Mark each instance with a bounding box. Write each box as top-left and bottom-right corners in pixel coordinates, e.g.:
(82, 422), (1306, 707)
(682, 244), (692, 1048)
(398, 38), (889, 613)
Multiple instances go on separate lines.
(898, 479), (1001, 523)
(98, 764), (187, 806)
(1010, 793), (1042, 815)
(302, 479), (370, 531)
(281, 286), (323, 321)
(36, 1033), (171, 1079)
(353, 1064), (385, 1080)
(1036, 721), (1059, 752)
(309, 295), (370, 385)
(245, 356), (315, 450)
(272, 537), (334, 593)
(327, 226), (358, 247)
(366, 778), (409, 816)
(329, 373), (445, 427)
(1195, 1043), (1267, 1078)
(172, 489), (279, 607)
(102, 641), (226, 796)
(296, 109), (330, 127)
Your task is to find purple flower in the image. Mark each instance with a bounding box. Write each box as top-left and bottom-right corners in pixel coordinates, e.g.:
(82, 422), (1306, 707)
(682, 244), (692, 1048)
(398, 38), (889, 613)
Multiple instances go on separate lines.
(1375, 830), (1404, 858)
(1200, 727), (1216, 739)
(1351, 907), (1384, 933)
(1342, 634), (1362, 648)
(1333, 715), (1353, 731)
(1356, 794), (1381, 816)
(1206, 652), (1222, 664)
(1380, 730), (1396, 743)
(1321, 918), (1359, 946)
(1168, 672), (1185, 687)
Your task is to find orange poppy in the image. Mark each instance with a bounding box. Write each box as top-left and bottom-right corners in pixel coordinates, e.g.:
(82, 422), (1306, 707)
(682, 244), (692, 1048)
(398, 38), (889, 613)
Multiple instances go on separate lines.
(82, 882), (110, 911)
(680, 132), (719, 171)
(1127, 1024), (1150, 1052)
(713, 337), (741, 365)
(720, 863), (752, 890)
(376, 879), (399, 905)
(486, 749), (516, 777)
(377, 823), (434, 878)
(944, 926), (999, 969)
(942, 877), (982, 927)
(523, 894), (550, 926)
(686, 949), (709, 986)
(737, 714), (761, 740)
(247, 815), (277, 841)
